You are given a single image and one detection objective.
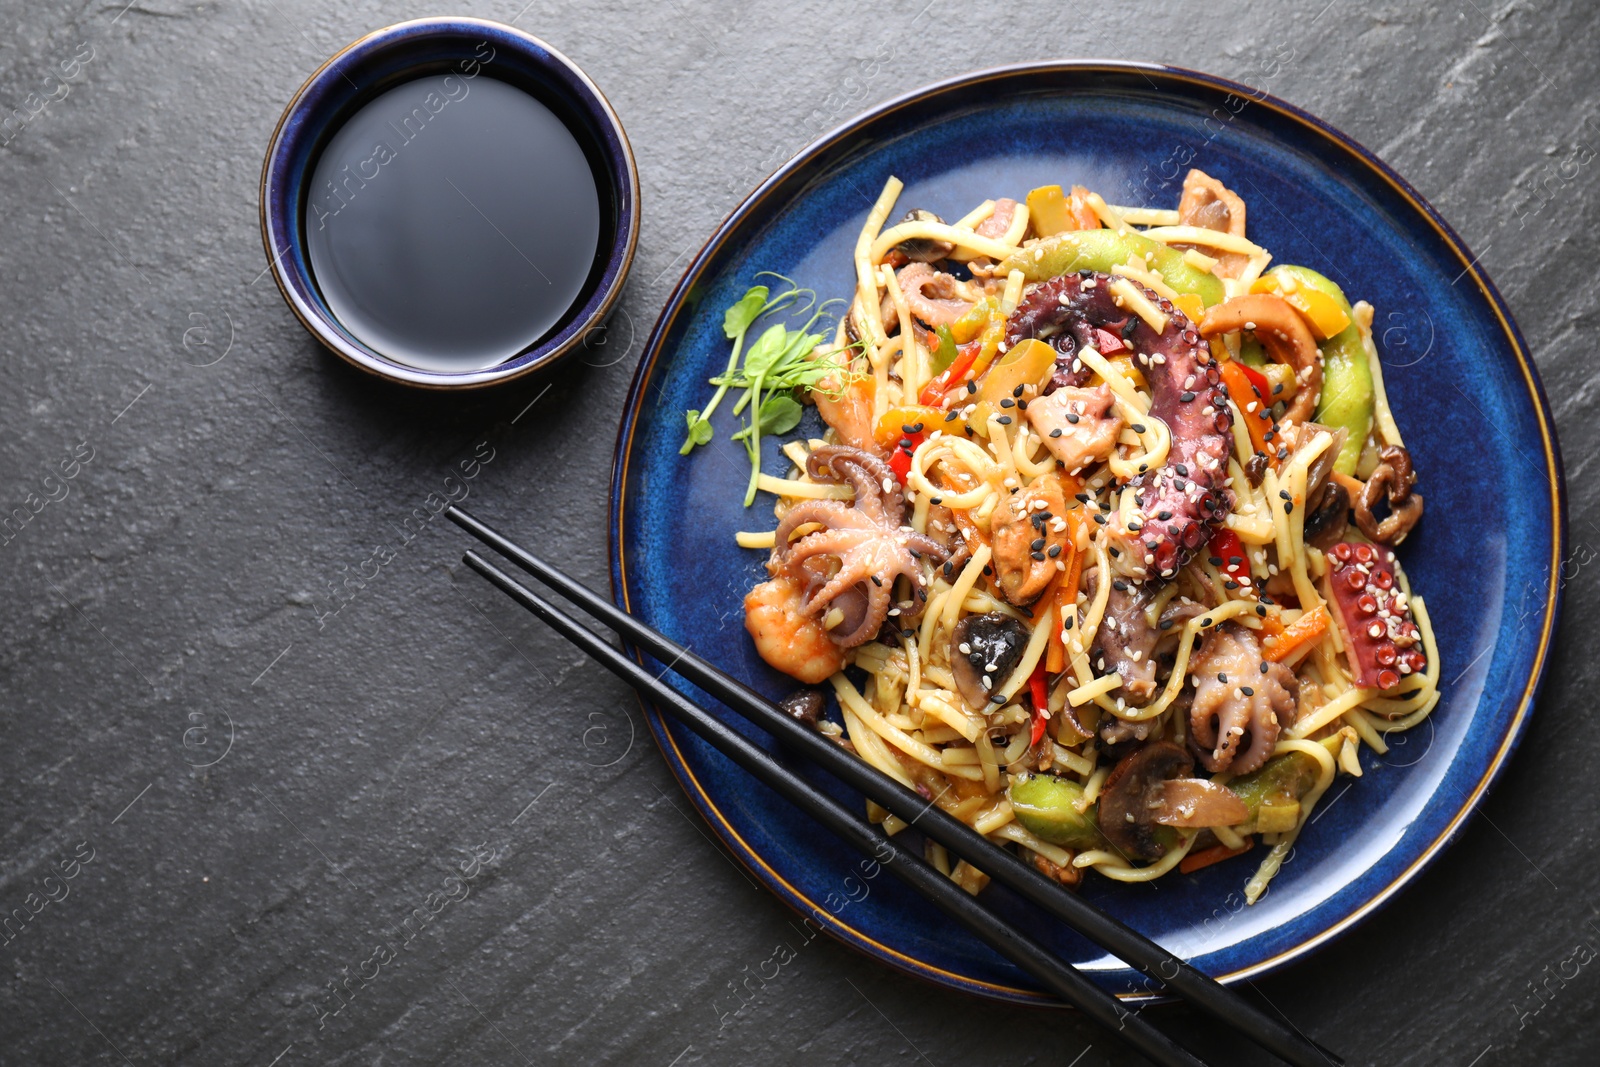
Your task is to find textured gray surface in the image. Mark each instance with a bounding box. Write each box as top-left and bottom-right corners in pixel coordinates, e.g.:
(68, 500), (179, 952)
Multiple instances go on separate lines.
(0, 1), (1595, 1064)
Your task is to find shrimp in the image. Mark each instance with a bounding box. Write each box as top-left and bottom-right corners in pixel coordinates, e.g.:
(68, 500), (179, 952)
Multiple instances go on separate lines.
(744, 574), (847, 684)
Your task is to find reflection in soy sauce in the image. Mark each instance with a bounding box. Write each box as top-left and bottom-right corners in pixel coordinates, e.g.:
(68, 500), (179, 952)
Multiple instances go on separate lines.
(304, 73), (601, 373)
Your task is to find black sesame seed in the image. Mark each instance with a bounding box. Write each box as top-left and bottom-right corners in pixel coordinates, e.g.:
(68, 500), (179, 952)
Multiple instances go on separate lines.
(930, 497), (942, 505)
(1284, 501), (1294, 514)
(1259, 661), (1270, 673)
(1201, 617), (1213, 627)
(1049, 428), (1064, 438)
(1031, 537), (1046, 551)
(942, 562), (953, 576)
(1075, 492), (1090, 503)
(997, 415), (1012, 425)
(1064, 616), (1075, 630)
(1012, 384), (1026, 398)
(991, 692), (1008, 703)
(1066, 413), (1081, 424)
(1128, 522), (1144, 532)
(1180, 391), (1196, 402)
(967, 380), (979, 394)
(1256, 605), (1267, 616)
(1278, 489), (1291, 500)
(1272, 383), (1283, 395)
(1094, 513), (1108, 525)
(1108, 546), (1121, 557)
(1158, 618), (1175, 630)
(1260, 595), (1276, 605)
(1175, 464), (1189, 477)
(870, 575), (882, 587)
(1229, 556), (1244, 565)
(1000, 398), (1015, 408)
(1218, 673), (1228, 684)
(1112, 580), (1129, 592)
(1132, 423), (1147, 433)
(1031, 551), (1046, 561)
(899, 437), (914, 450)
(1048, 544), (1062, 558)
(1208, 555), (1224, 566)
(1157, 510), (1172, 520)
(1225, 581), (1239, 590)
(1240, 686), (1255, 696)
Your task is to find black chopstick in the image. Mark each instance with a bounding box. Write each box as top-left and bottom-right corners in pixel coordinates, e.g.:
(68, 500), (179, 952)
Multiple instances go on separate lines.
(461, 548), (1204, 1067)
(450, 505), (1340, 1067)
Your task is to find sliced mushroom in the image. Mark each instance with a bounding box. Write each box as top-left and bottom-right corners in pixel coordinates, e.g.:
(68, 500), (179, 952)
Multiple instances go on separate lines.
(1097, 742), (1193, 862)
(949, 613), (1031, 710)
(1354, 444), (1423, 545)
(1153, 778), (1249, 828)
(1302, 480), (1350, 546)
(890, 208), (955, 262)
(1287, 421), (1350, 545)
(1176, 169), (1249, 278)
(1199, 294), (1323, 425)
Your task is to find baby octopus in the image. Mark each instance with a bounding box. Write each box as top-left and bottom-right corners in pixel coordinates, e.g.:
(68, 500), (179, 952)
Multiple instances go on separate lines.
(752, 446), (948, 669)
(1005, 271), (1233, 580)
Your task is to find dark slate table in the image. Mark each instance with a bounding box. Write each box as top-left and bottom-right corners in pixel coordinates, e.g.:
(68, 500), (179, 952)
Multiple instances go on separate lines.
(2, 2), (1595, 1064)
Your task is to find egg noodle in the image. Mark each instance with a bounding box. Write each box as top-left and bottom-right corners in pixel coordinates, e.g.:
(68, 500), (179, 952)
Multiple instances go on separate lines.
(718, 171), (1437, 903)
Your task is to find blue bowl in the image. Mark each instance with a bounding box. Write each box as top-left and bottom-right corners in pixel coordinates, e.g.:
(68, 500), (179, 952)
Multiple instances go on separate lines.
(610, 62), (1564, 1001)
(260, 17), (639, 389)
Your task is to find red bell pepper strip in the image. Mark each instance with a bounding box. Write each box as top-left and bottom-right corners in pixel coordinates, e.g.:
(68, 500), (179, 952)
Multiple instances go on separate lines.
(1028, 660), (1049, 746)
(887, 430), (924, 485)
(1207, 527), (1249, 582)
(918, 341), (981, 406)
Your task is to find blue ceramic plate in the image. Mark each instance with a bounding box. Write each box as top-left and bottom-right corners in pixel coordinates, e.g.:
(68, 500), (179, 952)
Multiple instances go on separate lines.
(609, 63), (1564, 1000)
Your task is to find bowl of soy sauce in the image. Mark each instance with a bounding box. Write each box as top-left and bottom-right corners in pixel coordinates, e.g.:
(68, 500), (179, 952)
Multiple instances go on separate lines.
(261, 18), (638, 388)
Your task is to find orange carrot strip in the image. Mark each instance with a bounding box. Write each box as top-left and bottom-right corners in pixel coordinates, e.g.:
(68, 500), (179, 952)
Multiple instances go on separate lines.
(1219, 360), (1275, 462)
(1262, 605), (1330, 663)
(1179, 839), (1254, 875)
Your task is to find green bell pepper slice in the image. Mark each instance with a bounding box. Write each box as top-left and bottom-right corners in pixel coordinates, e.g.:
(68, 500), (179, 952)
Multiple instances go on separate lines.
(998, 229), (1226, 307)
(1263, 265), (1374, 474)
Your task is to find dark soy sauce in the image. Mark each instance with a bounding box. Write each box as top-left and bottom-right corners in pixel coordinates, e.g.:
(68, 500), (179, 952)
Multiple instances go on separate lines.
(305, 74), (600, 372)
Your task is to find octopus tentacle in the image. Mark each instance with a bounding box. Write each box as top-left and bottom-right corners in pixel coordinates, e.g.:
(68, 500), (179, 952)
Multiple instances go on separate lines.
(806, 445), (901, 526)
(1006, 271), (1233, 580)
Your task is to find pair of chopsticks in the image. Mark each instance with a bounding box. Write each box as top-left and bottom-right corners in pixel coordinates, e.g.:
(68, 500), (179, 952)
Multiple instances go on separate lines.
(449, 505), (1339, 1067)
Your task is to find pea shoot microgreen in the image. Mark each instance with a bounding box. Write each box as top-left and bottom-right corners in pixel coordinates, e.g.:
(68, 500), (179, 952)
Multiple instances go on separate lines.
(680, 275), (859, 505)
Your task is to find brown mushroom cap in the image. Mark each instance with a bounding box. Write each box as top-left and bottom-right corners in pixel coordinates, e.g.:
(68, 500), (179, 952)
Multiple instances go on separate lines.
(1153, 778), (1250, 828)
(1355, 444), (1424, 545)
(1097, 741), (1194, 862)
(949, 613), (1031, 710)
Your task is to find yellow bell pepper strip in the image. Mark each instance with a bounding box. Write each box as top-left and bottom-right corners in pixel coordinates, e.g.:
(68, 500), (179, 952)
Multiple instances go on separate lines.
(1026, 185), (1074, 238)
(998, 228), (1225, 306)
(1262, 265), (1373, 474)
(967, 337), (1056, 428)
(874, 405), (965, 448)
(1251, 274), (1352, 339)
(1025, 184), (1101, 238)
